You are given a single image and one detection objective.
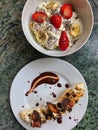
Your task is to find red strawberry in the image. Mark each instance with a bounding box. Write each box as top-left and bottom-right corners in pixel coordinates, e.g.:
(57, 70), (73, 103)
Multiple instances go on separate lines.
(60, 4), (72, 19)
(59, 31), (69, 51)
(50, 14), (62, 29)
(32, 12), (47, 23)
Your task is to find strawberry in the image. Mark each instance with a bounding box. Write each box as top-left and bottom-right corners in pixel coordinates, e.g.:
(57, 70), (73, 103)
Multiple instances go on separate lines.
(50, 14), (62, 29)
(59, 31), (69, 51)
(60, 4), (72, 19)
(32, 11), (47, 23)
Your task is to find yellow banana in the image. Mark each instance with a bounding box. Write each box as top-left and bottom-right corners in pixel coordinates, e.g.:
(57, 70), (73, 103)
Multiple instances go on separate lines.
(35, 30), (48, 45)
(29, 22), (35, 33)
(46, 2), (58, 10)
(70, 23), (81, 37)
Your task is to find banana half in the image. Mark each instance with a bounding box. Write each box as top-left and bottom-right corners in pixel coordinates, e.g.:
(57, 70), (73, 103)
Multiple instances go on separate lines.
(45, 2), (59, 10)
(70, 20), (83, 37)
(35, 30), (48, 45)
(29, 22), (35, 33)
(29, 22), (48, 45)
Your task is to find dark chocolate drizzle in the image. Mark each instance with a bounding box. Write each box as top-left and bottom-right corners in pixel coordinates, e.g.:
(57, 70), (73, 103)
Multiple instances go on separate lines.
(25, 72), (59, 96)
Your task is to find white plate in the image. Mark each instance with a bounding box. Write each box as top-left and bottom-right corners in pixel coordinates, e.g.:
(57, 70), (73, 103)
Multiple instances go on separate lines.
(10, 58), (88, 130)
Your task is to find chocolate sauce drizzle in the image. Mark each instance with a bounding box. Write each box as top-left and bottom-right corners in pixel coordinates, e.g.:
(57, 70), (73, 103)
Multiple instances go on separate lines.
(25, 72), (59, 96)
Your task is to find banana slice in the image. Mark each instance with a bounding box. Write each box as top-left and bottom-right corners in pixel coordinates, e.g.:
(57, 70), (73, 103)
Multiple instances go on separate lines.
(29, 22), (35, 33)
(29, 22), (42, 34)
(35, 30), (48, 45)
(20, 109), (34, 122)
(70, 23), (81, 37)
(45, 35), (58, 49)
(45, 2), (58, 10)
(20, 108), (46, 124)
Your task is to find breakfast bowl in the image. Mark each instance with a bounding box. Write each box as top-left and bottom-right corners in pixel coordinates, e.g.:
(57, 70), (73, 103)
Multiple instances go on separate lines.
(22, 0), (94, 57)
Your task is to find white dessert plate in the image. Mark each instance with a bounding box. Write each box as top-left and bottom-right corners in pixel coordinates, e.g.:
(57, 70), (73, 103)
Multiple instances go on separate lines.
(10, 58), (88, 130)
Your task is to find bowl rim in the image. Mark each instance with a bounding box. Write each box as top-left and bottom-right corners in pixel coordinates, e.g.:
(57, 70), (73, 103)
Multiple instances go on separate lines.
(21, 0), (94, 57)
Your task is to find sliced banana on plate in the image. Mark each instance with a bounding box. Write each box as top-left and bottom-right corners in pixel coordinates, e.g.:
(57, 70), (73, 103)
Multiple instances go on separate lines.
(45, 2), (58, 10)
(70, 20), (82, 37)
(35, 30), (48, 45)
(29, 22), (42, 34)
(29, 22), (35, 33)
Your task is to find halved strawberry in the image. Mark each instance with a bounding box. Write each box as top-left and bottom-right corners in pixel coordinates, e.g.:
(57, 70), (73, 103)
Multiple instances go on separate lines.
(59, 31), (69, 51)
(32, 12), (48, 23)
(60, 4), (72, 19)
(50, 14), (62, 29)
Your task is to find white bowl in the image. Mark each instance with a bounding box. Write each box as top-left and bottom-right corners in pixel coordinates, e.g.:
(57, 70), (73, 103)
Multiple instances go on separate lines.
(22, 0), (94, 57)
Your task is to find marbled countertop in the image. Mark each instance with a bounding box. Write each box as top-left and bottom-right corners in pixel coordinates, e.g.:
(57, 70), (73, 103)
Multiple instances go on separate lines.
(0, 0), (98, 130)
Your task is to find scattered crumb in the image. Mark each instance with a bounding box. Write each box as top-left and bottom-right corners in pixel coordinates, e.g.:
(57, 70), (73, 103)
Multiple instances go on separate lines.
(57, 83), (62, 87)
(65, 83), (70, 88)
(35, 103), (39, 107)
(27, 81), (30, 83)
(40, 97), (42, 101)
(34, 90), (38, 94)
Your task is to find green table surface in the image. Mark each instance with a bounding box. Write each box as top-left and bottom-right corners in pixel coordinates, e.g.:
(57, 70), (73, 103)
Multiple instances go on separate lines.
(0, 0), (98, 130)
